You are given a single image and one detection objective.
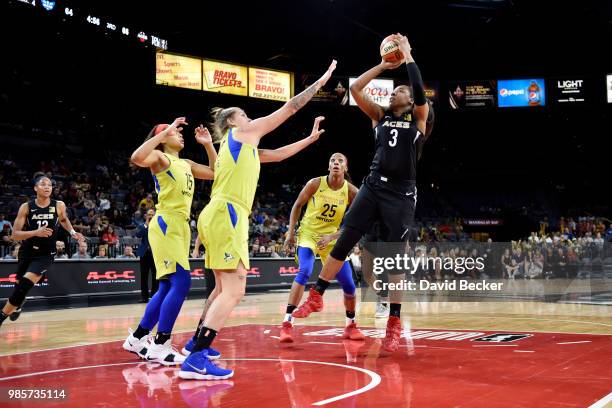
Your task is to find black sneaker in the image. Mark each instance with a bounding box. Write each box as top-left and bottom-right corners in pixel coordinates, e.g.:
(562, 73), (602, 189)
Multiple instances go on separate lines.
(9, 307), (22, 321)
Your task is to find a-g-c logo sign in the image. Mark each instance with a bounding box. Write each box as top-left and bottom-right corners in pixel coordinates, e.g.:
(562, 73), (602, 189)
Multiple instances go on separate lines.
(41, 0), (55, 11)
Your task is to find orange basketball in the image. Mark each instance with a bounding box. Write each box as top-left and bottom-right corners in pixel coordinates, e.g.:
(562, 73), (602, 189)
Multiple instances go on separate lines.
(380, 35), (405, 63)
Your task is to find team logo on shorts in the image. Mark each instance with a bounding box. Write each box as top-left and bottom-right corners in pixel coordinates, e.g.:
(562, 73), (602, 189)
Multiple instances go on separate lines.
(224, 252), (234, 262)
(163, 260), (171, 269)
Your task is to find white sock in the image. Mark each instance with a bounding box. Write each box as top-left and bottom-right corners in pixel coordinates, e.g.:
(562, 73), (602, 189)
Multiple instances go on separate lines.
(284, 313), (294, 323)
(346, 317), (355, 326)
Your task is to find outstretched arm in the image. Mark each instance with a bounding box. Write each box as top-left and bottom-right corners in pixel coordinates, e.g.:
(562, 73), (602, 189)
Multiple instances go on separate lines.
(258, 116), (325, 163)
(349, 62), (396, 126)
(394, 34), (429, 133)
(187, 125), (217, 180)
(239, 61), (337, 143)
(130, 117), (187, 172)
(283, 178), (320, 253)
(57, 201), (85, 242)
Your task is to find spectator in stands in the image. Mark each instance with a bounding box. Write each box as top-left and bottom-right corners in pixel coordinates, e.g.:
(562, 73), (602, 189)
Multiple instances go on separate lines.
(266, 246), (280, 258)
(349, 246), (362, 283)
(136, 208), (157, 302)
(2, 244), (19, 260)
(94, 246), (109, 259)
(138, 193), (155, 211)
(101, 225), (118, 245)
(118, 245), (136, 259)
(132, 211), (145, 228)
(0, 213), (12, 251)
(606, 224), (612, 242)
(55, 241), (68, 259)
(71, 241), (91, 259)
(98, 192), (111, 212)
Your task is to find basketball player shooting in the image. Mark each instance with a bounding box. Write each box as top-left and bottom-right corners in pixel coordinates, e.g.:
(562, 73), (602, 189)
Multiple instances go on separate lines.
(292, 34), (430, 352)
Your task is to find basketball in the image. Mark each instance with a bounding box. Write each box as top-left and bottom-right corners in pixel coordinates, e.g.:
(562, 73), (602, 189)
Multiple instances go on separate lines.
(380, 35), (404, 63)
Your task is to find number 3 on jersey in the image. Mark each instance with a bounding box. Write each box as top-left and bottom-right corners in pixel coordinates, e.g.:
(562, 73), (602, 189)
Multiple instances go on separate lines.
(389, 129), (398, 147)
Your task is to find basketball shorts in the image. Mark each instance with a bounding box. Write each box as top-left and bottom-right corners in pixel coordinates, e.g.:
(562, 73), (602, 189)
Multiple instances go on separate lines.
(16, 255), (54, 279)
(149, 212), (191, 279)
(198, 199), (250, 270)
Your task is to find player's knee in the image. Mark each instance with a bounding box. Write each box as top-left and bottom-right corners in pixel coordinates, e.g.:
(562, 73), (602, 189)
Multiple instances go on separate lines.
(294, 265), (313, 286)
(9, 277), (35, 307)
(341, 280), (356, 296)
(330, 227), (363, 260)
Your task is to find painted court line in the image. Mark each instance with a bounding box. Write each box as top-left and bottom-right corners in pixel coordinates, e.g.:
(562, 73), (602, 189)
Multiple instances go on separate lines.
(557, 341), (592, 345)
(473, 344), (519, 347)
(513, 350), (535, 353)
(225, 358), (381, 406)
(588, 391), (612, 408)
(0, 357), (381, 406)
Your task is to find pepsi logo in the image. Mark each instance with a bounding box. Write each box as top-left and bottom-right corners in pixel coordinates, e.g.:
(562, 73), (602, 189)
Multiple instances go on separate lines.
(500, 89), (508, 97)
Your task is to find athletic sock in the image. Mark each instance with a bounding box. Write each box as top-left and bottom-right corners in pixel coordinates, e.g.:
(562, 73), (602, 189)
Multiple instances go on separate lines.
(133, 325), (150, 339)
(192, 326), (218, 353)
(285, 304), (297, 323)
(314, 279), (330, 295)
(154, 332), (171, 345)
(390, 303), (401, 318)
(192, 318), (204, 341)
(346, 310), (356, 326)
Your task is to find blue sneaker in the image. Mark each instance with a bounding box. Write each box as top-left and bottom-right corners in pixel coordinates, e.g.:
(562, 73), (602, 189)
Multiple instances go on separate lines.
(179, 350), (234, 380)
(182, 339), (221, 360)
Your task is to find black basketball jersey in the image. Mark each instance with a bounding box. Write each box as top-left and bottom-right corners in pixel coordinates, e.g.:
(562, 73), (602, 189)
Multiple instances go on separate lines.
(19, 199), (60, 258)
(370, 111), (424, 181)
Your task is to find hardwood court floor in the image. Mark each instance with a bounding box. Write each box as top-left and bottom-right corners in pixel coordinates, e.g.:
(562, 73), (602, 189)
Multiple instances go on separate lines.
(0, 289), (611, 407)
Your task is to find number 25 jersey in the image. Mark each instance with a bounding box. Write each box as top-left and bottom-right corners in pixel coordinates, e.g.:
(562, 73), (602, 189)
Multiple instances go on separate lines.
(298, 176), (348, 239)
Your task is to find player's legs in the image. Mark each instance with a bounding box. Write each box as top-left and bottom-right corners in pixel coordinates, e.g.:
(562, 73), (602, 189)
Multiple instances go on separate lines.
(280, 246), (315, 342)
(0, 272), (42, 327)
(378, 187), (416, 352)
(335, 261), (365, 340)
(0, 257), (49, 327)
(180, 264), (247, 380)
(144, 263), (192, 365)
(183, 270), (222, 357)
(294, 185), (378, 317)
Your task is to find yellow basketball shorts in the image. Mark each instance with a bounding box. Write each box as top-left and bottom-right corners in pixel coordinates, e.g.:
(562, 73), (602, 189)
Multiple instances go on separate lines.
(198, 200), (250, 270)
(149, 212), (191, 279)
(296, 231), (338, 264)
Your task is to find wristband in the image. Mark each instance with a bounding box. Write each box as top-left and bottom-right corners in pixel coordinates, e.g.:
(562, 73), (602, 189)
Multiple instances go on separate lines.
(69, 229), (77, 237)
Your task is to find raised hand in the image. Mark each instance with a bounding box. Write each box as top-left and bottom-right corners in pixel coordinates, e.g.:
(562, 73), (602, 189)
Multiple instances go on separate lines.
(167, 117), (188, 136)
(194, 125), (213, 145)
(307, 116), (326, 142)
(318, 60), (338, 87)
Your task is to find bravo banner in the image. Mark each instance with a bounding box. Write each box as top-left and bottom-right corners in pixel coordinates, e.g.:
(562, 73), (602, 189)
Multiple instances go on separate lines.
(0, 258), (323, 299)
(248, 67), (293, 102)
(202, 59), (248, 96)
(156, 52), (202, 90)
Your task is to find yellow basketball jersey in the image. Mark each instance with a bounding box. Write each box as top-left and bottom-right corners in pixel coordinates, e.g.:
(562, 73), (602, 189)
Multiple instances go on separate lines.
(298, 176), (348, 238)
(152, 154), (194, 219)
(210, 128), (261, 211)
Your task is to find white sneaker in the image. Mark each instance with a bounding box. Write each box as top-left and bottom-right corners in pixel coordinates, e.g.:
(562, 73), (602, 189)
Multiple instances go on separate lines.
(375, 302), (390, 318)
(122, 328), (152, 359)
(145, 339), (186, 366)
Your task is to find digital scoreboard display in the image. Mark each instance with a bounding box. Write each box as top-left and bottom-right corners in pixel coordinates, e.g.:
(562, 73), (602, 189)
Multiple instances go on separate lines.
(156, 53), (202, 90)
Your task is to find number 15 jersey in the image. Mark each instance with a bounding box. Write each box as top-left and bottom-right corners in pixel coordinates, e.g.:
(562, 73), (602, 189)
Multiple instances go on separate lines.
(370, 111), (423, 181)
(298, 176), (348, 241)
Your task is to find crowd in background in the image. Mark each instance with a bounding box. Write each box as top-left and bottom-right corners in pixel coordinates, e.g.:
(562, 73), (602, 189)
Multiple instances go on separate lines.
(1, 154), (611, 265)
